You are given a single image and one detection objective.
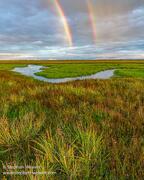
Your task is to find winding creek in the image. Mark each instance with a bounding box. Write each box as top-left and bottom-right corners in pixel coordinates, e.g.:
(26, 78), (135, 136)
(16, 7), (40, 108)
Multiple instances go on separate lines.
(12, 65), (115, 83)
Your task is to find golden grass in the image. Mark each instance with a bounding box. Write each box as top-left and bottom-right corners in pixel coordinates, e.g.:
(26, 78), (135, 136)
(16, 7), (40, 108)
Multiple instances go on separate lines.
(0, 70), (144, 179)
(0, 59), (144, 65)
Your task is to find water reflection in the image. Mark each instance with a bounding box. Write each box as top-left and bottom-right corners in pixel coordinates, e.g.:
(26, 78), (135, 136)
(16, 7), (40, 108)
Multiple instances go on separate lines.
(12, 65), (115, 83)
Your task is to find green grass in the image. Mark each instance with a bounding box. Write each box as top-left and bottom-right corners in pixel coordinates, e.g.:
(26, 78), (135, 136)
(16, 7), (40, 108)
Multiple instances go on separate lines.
(115, 69), (144, 78)
(0, 64), (26, 70)
(0, 60), (144, 179)
(36, 64), (112, 78)
(0, 60), (144, 79)
(35, 62), (144, 78)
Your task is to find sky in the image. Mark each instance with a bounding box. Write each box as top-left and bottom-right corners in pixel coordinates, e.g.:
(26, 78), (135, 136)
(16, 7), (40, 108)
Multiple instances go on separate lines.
(0, 0), (144, 60)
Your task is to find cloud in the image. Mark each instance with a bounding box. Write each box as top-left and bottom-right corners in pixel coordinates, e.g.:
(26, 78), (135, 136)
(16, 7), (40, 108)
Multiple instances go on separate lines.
(0, 0), (144, 59)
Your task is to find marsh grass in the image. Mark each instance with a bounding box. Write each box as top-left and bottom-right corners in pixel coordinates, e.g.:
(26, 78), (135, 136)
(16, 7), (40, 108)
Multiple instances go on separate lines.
(0, 66), (143, 179)
(36, 62), (144, 79)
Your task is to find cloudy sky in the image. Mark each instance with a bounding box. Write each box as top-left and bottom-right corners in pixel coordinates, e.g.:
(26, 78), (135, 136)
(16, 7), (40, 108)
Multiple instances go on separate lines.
(0, 0), (144, 60)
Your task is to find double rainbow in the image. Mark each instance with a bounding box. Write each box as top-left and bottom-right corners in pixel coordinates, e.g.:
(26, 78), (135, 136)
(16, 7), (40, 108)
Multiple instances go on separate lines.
(49, 0), (96, 46)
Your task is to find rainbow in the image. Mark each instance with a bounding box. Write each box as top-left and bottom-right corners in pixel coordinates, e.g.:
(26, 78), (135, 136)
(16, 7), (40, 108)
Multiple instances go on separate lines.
(53, 0), (73, 46)
(87, 0), (96, 43)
